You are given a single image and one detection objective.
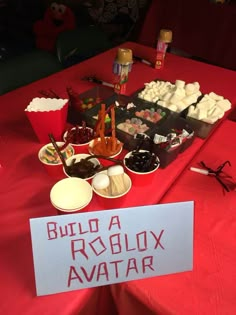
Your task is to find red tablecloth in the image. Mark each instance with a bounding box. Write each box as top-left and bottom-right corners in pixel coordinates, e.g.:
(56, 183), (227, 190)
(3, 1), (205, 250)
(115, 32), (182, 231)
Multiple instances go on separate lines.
(111, 119), (236, 315)
(1, 42), (236, 314)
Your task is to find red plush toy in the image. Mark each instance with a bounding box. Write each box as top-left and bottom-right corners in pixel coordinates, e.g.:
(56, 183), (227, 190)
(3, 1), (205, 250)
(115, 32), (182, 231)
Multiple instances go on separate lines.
(33, 2), (76, 52)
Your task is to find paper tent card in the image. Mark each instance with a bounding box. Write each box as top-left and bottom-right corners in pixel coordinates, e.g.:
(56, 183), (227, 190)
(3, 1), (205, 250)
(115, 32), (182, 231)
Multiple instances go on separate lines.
(30, 201), (194, 296)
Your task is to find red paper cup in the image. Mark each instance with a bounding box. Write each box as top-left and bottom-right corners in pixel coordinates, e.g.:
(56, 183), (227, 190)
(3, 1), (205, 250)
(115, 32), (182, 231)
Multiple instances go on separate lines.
(56, 202), (90, 215)
(123, 150), (160, 186)
(92, 171), (132, 209)
(38, 142), (74, 179)
(25, 99), (68, 143)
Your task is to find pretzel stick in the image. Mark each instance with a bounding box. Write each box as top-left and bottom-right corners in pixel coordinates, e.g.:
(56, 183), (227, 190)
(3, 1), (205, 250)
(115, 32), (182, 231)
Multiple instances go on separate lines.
(111, 106), (116, 152)
(100, 104), (106, 152)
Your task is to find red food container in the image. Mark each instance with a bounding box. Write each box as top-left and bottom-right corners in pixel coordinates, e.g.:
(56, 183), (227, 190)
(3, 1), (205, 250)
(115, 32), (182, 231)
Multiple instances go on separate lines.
(25, 98), (68, 143)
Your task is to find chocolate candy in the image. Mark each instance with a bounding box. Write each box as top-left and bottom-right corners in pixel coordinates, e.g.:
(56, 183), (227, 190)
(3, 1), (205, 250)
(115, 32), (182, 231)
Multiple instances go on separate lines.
(66, 158), (101, 179)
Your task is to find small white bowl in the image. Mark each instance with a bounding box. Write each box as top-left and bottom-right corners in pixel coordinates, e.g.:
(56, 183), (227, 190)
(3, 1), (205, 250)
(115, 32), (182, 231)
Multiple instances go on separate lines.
(50, 177), (93, 212)
(63, 153), (101, 180)
(88, 137), (123, 158)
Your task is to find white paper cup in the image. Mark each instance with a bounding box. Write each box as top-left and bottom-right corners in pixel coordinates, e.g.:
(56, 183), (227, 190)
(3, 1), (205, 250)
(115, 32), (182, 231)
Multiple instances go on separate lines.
(50, 177), (93, 214)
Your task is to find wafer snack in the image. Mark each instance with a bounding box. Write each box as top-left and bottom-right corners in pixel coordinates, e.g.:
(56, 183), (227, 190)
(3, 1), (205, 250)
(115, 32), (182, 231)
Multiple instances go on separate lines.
(107, 165), (126, 196)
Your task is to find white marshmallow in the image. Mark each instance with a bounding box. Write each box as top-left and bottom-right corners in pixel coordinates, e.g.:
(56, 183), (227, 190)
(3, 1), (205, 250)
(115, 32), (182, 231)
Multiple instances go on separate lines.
(162, 92), (172, 101)
(175, 79), (185, 88)
(196, 108), (208, 120)
(176, 100), (187, 111)
(216, 99), (231, 111)
(193, 82), (200, 92)
(107, 165), (124, 176)
(92, 173), (110, 190)
(208, 92), (224, 101)
(185, 83), (195, 96)
(168, 104), (178, 112)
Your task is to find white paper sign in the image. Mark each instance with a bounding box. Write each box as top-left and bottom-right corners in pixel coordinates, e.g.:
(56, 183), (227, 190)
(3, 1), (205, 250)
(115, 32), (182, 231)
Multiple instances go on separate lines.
(30, 201), (194, 296)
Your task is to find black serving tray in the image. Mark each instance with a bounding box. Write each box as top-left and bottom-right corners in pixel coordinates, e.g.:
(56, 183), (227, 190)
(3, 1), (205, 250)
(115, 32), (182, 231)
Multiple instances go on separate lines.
(82, 93), (171, 149)
(81, 93), (134, 129)
(67, 85), (115, 126)
(180, 103), (218, 139)
(150, 116), (195, 168)
(113, 95), (170, 151)
(132, 82), (203, 119)
(115, 114), (155, 151)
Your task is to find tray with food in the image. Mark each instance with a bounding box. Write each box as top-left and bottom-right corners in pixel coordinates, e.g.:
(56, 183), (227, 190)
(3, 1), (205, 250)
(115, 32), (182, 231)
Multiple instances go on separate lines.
(132, 78), (203, 116)
(67, 85), (115, 125)
(82, 93), (170, 149)
(150, 117), (195, 168)
(181, 92), (232, 139)
(79, 93), (128, 129)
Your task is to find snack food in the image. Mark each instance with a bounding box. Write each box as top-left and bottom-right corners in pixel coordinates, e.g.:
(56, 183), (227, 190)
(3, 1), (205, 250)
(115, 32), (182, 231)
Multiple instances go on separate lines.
(107, 165), (126, 196)
(135, 108), (166, 123)
(117, 118), (149, 135)
(91, 104), (122, 157)
(65, 154), (101, 179)
(64, 123), (94, 145)
(67, 86), (101, 112)
(187, 92), (231, 123)
(138, 79), (202, 112)
(40, 144), (74, 164)
(124, 150), (159, 173)
(92, 173), (110, 196)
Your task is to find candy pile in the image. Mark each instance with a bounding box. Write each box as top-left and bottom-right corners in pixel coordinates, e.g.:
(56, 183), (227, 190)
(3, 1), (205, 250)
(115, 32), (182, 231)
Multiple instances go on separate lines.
(125, 150), (159, 173)
(187, 92), (231, 124)
(40, 144), (74, 164)
(115, 100), (136, 111)
(153, 128), (194, 151)
(65, 157), (101, 179)
(64, 123), (94, 145)
(117, 118), (149, 135)
(67, 86), (102, 112)
(138, 79), (202, 112)
(92, 113), (111, 123)
(91, 104), (122, 157)
(135, 107), (166, 123)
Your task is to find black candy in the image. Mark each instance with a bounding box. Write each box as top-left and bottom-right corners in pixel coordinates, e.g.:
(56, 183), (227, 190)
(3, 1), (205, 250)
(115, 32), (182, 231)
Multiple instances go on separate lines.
(125, 151), (159, 173)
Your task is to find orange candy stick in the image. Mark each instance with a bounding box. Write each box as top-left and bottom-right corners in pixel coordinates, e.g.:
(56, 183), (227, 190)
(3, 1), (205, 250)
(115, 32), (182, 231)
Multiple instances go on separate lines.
(110, 106), (117, 152)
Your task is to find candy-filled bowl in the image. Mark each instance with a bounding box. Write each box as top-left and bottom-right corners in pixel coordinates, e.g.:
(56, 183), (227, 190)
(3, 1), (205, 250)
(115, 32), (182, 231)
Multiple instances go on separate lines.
(63, 125), (94, 154)
(88, 137), (123, 166)
(123, 150), (160, 186)
(38, 141), (74, 179)
(50, 177), (93, 214)
(91, 166), (132, 208)
(63, 153), (101, 181)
